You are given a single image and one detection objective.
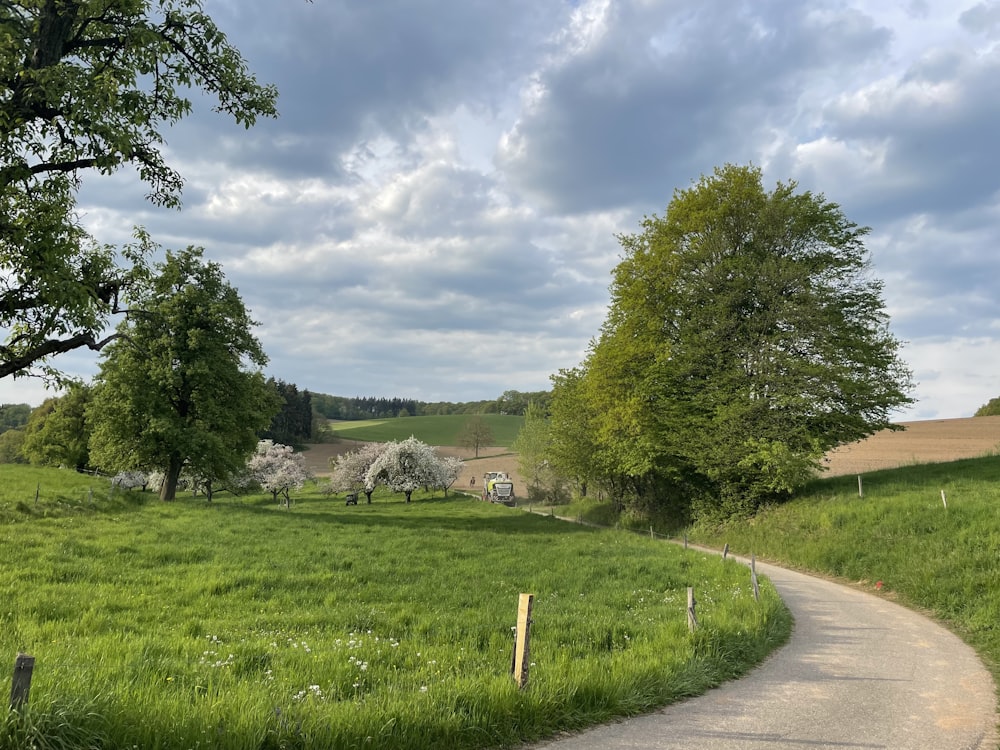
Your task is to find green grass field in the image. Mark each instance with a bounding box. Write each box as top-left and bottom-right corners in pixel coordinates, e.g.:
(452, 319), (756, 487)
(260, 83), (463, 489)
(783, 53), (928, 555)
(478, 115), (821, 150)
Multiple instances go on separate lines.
(687, 455), (1000, 681)
(327, 414), (524, 448)
(0, 465), (788, 750)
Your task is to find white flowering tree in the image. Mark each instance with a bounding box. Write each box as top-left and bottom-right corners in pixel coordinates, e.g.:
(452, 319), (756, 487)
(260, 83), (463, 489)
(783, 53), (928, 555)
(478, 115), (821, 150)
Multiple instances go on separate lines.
(364, 436), (443, 503)
(248, 440), (311, 508)
(329, 442), (387, 503)
(434, 455), (465, 496)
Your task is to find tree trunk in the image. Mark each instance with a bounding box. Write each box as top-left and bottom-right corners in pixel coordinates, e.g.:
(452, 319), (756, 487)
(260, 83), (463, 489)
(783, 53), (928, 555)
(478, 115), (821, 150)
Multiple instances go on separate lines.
(160, 455), (183, 501)
(404, 490), (412, 503)
(365, 489), (373, 504)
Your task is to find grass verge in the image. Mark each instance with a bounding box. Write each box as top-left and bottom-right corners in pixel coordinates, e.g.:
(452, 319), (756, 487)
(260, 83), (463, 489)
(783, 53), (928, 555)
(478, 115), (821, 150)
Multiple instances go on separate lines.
(687, 456), (1000, 684)
(0, 465), (789, 750)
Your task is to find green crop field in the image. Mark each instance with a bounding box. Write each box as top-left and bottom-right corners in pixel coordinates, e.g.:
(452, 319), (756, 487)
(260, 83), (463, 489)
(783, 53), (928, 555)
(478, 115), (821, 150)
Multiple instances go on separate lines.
(327, 414), (524, 448)
(0, 465), (788, 750)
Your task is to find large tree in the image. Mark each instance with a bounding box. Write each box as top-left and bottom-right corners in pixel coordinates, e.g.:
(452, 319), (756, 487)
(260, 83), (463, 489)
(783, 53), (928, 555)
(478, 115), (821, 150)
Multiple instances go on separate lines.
(0, 0), (277, 380)
(88, 247), (279, 500)
(569, 164), (914, 518)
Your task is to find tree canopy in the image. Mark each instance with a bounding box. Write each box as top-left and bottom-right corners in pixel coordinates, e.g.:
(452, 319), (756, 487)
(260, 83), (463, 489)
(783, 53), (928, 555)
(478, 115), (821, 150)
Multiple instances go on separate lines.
(0, 0), (277, 380)
(87, 247), (279, 500)
(549, 164), (914, 519)
(974, 397), (1000, 417)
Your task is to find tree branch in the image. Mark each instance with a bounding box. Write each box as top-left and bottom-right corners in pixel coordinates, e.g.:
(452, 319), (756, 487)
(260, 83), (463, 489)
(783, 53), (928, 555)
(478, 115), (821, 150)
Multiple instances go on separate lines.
(0, 330), (119, 379)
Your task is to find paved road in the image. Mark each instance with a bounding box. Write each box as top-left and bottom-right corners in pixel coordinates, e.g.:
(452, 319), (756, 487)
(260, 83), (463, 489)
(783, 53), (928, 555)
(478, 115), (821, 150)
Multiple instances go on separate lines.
(529, 558), (999, 749)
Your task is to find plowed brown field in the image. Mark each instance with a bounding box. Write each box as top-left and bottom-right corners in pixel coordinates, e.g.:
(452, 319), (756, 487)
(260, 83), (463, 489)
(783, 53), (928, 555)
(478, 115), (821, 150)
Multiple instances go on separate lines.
(822, 415), (1000, 476)
(301, 416), (1000, 494)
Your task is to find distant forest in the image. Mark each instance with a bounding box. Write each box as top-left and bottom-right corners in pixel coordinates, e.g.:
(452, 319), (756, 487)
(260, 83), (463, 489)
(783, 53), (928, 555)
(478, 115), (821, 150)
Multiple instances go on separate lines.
(311, 390), (550, 421)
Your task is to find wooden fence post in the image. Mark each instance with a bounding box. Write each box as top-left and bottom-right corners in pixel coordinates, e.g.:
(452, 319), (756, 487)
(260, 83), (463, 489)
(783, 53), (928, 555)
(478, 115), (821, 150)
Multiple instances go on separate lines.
(858, 475), (863, 498)
(941, 490), (947, 509)
(687, 587), (698, 632)
(10, 653), (34, 710)
(512, 593), (534, 689)
(649, 526), (654, 540)
(722, 543), (729, 560)
(750, 554), (760, 602)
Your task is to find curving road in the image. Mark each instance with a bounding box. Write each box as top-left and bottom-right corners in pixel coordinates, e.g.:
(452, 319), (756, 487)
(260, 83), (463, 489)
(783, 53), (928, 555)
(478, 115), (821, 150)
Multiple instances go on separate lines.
(529, 558), (999, 750)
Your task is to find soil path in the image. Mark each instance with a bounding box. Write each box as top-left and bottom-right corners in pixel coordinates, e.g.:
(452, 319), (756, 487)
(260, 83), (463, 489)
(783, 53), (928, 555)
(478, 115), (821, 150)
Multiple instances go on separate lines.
(529, 555), (998, 750)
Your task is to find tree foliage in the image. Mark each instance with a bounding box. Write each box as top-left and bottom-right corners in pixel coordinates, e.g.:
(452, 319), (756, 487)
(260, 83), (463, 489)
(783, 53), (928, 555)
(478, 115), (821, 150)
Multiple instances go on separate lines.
(0, 0), (277, 380)
(0, 403), (31, 433)
(19, 384), (92, 470)
(261, 379), (313, 446)
(974, 397), (1000, 417)
(87, 247), (279, 500)
(549, 164), (914, 519)
(512, 401), (567, 504)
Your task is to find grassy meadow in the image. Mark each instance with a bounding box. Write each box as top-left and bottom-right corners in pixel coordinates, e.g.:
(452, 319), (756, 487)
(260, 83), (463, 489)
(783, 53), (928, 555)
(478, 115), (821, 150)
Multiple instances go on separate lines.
(0, 465), (789, 750)
(686, 455), (1000, 681)
(326, 414), (524, 448)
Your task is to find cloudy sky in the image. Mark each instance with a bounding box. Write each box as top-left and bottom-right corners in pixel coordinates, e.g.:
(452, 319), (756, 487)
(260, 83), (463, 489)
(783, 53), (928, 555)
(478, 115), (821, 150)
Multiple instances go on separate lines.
(7, 0), (1000, 420)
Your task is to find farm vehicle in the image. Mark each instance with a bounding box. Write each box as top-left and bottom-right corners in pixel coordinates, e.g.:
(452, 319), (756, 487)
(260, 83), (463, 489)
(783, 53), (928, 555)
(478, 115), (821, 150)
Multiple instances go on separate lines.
(483, 471), (515, 505)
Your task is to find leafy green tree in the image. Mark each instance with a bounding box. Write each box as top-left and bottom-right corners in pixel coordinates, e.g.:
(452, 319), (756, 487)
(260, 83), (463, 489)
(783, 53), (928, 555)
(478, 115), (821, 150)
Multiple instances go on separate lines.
(19, 384), (93, 470)
(88, 248), (280, 501)
(601, 164), (913, 517)
(975, 398), (1000, 417)
(262, 379), (313, 446)
(456, 416), (494, 458)
(0, 403), (31, 433)
(512, 401), (567, 504)
(0, 429), (26, 464)
(0, 0), (277, 380)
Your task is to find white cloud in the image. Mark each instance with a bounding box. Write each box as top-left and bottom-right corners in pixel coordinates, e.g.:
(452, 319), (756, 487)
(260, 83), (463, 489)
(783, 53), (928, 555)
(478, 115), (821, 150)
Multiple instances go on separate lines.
(5, 0), (1000, 424)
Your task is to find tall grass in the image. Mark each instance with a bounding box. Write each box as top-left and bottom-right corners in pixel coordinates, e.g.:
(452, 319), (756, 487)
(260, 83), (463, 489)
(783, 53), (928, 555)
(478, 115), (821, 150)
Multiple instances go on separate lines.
(0, 465), (788, 749)
(328, 414), (524, 448)
(689, 455), (1000, 681)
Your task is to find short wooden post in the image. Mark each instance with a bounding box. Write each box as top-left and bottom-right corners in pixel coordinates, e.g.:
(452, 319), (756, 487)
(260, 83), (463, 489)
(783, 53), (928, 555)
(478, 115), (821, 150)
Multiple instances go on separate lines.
(512, 593), (534, 689)
(10, 653), (34, 710)
(649, 526), (654, 540)
(858, 475), (863, 498)
(687, 587), (698, 631)
(941, 490), (947, 509)
(750, 554), (760, 602)
(722, 543), (729, 560)
(683, 534), (688, 550)
(34, 483), (39, 505)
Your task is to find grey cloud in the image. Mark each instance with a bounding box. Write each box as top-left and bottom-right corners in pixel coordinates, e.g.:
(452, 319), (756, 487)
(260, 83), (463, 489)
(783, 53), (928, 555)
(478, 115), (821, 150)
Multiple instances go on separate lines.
(497, 0), (891, 214)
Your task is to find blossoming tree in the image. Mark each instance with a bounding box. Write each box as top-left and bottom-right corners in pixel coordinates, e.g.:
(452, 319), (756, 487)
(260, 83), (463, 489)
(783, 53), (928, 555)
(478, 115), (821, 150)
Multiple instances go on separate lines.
(329, 442), (388, 503)
(364, 437), (446, 503)
(248, 440), (311, 508)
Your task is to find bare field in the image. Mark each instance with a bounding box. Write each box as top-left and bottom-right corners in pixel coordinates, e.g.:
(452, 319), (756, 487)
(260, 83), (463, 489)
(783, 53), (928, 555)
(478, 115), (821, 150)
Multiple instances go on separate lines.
(302, 416), (1000, 494)
(822, 415), (1000, 476)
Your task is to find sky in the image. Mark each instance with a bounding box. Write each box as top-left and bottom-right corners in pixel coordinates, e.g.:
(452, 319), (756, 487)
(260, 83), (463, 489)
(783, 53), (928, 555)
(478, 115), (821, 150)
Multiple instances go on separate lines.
(4, 0), (1000, 421)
